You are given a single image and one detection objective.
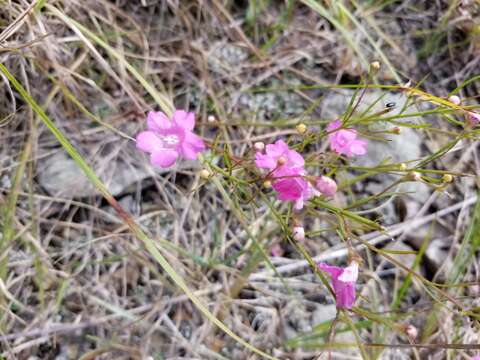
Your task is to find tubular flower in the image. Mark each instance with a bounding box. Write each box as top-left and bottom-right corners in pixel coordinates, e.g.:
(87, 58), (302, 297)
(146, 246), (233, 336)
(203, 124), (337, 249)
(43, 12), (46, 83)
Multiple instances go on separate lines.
(136, 110), (205, 168)
(327, 120), (367, 157)
(318, 261), (359, 309)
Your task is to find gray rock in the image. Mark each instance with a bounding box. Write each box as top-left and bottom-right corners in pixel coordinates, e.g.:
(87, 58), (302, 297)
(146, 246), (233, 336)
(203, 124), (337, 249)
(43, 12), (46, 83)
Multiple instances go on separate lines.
(38, 151), (152, 198)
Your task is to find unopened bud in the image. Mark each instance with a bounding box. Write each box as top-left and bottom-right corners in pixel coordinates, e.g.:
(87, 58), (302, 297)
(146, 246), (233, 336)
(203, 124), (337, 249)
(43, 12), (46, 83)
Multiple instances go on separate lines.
(448, 95), (461, 105)
(277, 156), (287, 166)
(254, 141), (265, 152)
(263, 180), (272, 189)
(370, 61), (381, 71)
(407, 171), (422, 181)
(392, 127), (401, 134)
(315, 176), (337, 197)
(199, 169), (211, 180)
(207, 115), (216, 123)
(296, 123), (307, 134)
(405, 324), (418, 340)
(293, 226), (305, 242)
(442, 173), (453, 183)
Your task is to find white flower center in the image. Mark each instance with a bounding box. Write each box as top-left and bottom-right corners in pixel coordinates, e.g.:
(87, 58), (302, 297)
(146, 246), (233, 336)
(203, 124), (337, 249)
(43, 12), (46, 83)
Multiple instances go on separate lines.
(159, 134), (180, 146)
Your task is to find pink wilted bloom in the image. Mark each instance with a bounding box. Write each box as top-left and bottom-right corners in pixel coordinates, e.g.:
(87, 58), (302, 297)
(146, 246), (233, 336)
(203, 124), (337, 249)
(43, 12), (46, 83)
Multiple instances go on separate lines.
(327, 120), (367, 157)
(136, 110), (205, 168)
(255, 139), (304, 172)
(315, 176), (337, 197)
(318, 261), (359, 309)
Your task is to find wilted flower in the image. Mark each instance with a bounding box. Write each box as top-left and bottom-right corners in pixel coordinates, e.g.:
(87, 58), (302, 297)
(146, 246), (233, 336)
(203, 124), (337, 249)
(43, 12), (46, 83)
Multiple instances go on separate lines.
(315, 176), (337, 197)
(318, 261), (359, 309)
(136, 110), (205, 168)
(327, 120), (367, 157)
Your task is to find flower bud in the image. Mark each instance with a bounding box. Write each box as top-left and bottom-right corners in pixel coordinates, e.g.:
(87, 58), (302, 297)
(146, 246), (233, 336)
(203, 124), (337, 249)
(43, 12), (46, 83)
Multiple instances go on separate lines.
(254, 141), (265, 152)
(199, 169), (211, 179)
(296, 123), (307, 134)
(370, 61), (381, 71)
(392, 127), (401, 134)
(448, 95), (461, 105)
(315, 176), (337, 197)
(442, 173), (453, 183)
(293, 226), (305, 242)
(407, 171), (422, 181)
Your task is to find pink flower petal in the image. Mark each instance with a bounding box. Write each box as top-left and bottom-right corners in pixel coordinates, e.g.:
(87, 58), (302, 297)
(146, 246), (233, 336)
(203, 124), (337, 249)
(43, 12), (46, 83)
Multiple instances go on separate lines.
(347, 139), (367, 156)
(326, 119), (342, 132)
(255, 152), (277, 169)
(173, 110), (195, 131)
(338, 262), (359, 282)
(273, 177), (305, 201)
(150, 150), (179, 168)
(287, 148), (305, 168)
(180, 133), (205, 160)
(147, 111), (171, 131)
(318, 262), (358, 309)
(136, 131), (161, 153)
(318, 263), (344, 278)
(265, 140), (288, 158)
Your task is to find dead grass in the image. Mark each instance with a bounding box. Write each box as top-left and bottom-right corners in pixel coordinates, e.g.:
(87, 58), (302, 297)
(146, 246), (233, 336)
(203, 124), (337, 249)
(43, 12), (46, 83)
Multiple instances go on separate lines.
(0, 1), (479, 359)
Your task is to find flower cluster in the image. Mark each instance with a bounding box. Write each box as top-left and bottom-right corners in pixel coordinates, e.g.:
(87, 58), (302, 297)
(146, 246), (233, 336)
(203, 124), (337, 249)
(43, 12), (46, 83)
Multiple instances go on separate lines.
(136, 110), (368, 309)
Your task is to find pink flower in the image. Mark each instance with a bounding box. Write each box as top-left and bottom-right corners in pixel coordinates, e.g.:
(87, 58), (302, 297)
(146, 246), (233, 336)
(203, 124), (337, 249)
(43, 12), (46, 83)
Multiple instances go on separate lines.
(136, 110), (205, 168)
(270, 167), (317, 210)
(318, 262), (359, 309)
(255, 139), (304, 172)
(315, 176), (337, 197)
(255, 140), (316, 209)
(327, 120), (367, 157)
(467, 111), (480, 126)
